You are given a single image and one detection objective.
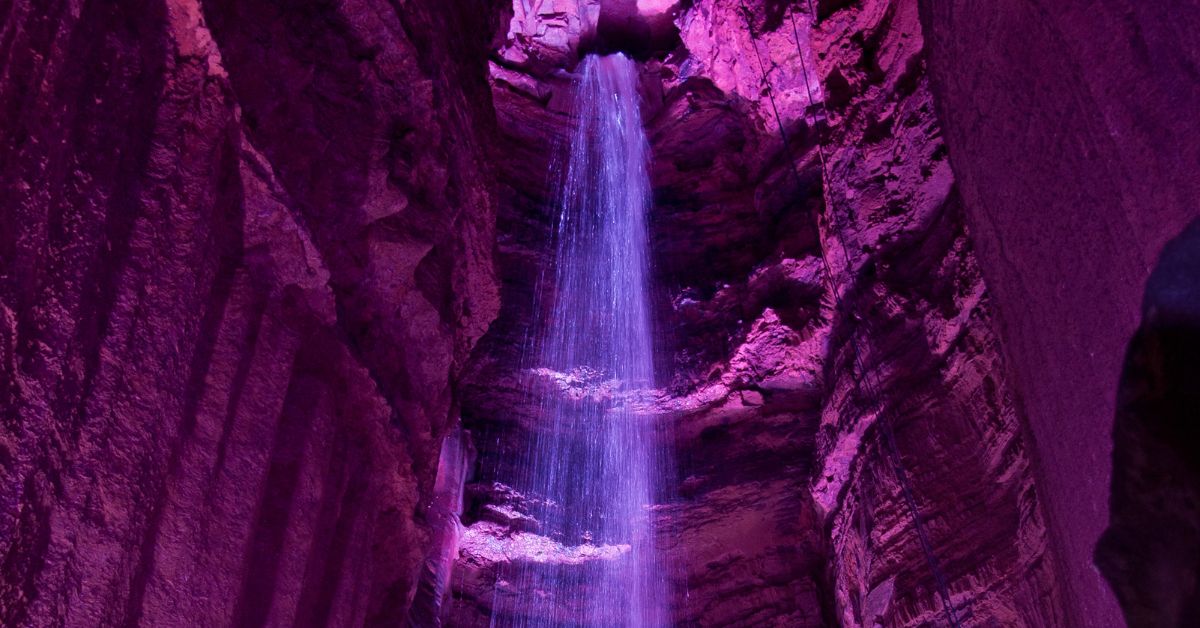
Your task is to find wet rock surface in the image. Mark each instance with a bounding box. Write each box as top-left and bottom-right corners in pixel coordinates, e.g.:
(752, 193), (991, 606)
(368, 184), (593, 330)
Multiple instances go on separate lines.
(4, 0), (1188, 625)
(456, 0), (1064, 625)
(0, 0), (505, 624)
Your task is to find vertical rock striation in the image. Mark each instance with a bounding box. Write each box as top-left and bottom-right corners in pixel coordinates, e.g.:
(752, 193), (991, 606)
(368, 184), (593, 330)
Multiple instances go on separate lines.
(806, 0), (1064, 623)
(0, 0), (504, 624)
(920, 1), (1200, 623)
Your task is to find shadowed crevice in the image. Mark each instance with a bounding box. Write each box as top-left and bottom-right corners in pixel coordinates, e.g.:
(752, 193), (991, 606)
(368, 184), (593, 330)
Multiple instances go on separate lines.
(231, 354), (324, 628)
(1098, 218), (1200, 626)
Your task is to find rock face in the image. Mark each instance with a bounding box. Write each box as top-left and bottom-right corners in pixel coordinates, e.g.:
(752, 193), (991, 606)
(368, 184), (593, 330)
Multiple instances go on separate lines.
(1095, 219), (1200, 626)
(920, 1), (1200, 623)
(455, 0), (1064, 625)
(2, 0), (1184, 626)
(0, 0), (504, 625)
(805, 1), (1065, 624)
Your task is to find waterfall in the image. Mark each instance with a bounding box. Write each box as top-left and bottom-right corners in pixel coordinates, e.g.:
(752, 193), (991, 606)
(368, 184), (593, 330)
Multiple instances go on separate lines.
(492, 53), (669, 626)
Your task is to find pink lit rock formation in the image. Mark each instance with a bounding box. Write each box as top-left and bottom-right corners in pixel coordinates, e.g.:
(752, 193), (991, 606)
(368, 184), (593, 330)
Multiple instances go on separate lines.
(922, 1), (1200, 622)
(455, 0), (1064, 625)
(803, 1), (1064, 623)
(1, 0), (1196, 625)
(0, 0), (503, 624)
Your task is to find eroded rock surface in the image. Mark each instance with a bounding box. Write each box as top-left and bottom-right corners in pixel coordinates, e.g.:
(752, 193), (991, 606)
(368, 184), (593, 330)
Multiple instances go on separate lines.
(922, 1), (1200, 622)
(805, 1), (1065, 624)
(1, 0), (1155, 625)
(455, 0), (1065, 625)
(0, 0), (504, 624)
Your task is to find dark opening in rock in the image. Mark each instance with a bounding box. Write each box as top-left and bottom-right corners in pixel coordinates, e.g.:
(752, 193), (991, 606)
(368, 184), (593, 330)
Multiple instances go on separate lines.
(578, 0), (683, 60)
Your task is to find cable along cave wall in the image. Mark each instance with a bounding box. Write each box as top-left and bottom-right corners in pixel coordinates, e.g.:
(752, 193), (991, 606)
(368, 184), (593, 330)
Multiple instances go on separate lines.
(0, 0), (1147, 625)
(453, 0), (1066, 625)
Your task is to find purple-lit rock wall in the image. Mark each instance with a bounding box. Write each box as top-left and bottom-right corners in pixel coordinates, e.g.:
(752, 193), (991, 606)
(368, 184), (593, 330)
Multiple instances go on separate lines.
(920, 1), (1200, 623)
(0, 0), (504, 624)
(0, 0), (1191, 625)
(454, 0), (1065, 625)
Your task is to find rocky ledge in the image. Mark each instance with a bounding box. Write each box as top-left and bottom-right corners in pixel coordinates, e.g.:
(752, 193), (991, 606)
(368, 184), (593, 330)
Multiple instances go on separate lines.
(453, 1), (1064, 625)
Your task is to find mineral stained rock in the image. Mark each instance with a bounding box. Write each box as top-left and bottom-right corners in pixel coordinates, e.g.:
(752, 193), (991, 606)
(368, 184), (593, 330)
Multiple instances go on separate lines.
(455, 0), (1064, 625)
(2, 0), (1190, 626)
(0, 0), (503, 625)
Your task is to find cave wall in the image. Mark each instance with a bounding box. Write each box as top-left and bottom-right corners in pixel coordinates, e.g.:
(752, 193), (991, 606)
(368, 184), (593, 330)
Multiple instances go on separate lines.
(0, 0), (504, 624)
(806, 0), (1064, 624)
(454, 0), (1067, 625)
(919, 1), (1200, 623)
(0, 0), (1168, 625)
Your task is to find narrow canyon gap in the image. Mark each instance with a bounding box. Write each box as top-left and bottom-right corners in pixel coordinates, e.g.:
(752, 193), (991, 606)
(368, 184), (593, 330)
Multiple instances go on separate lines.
(455, 0), (1067, 625)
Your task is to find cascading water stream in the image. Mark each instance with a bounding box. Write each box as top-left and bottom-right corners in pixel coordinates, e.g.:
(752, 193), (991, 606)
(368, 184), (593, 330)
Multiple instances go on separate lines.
(492, 53), (669, 626)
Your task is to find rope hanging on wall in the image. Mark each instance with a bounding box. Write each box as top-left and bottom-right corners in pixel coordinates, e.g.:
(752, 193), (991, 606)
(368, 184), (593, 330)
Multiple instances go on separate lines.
(735, 1), (963, 625)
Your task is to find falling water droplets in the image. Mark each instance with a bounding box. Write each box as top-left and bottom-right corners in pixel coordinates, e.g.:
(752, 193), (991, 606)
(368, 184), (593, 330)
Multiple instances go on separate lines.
(492, 53), (671, 627)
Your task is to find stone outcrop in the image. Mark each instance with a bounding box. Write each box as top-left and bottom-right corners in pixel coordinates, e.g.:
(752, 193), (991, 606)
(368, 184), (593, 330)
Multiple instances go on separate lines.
(0, 0), (504, 624)
(455, 0), (1065, 625)
(1095, 219), (1200, 626)
(920, 1), (1200, 623)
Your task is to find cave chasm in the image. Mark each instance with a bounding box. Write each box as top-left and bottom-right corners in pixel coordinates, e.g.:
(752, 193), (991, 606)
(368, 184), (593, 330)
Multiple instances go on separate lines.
(5, 0), (1195, 626)
(451, 1), (1060, 625)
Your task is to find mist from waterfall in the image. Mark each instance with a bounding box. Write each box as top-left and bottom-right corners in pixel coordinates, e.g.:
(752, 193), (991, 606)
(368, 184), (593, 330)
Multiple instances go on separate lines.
(491, 53), (670, 626)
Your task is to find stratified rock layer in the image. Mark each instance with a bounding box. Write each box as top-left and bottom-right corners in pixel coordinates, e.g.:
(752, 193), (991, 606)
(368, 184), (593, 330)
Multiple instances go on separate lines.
(921, 1), (1200, 623)
(456, 0), (1065, 625)
(805, 0), (1062, 624)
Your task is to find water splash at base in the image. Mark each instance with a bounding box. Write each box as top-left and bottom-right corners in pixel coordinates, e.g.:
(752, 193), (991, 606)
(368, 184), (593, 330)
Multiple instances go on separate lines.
(491, 53), (670, 627)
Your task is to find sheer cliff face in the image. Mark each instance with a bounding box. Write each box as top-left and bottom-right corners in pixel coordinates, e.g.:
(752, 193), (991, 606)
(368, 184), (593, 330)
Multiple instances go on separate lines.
(456, 0), (1064, 625)
(805, 2), (1066, 623)
(921, 2), (1200, 623)
(0, 0), (503, 624)
(0, 0), (1140, 626)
